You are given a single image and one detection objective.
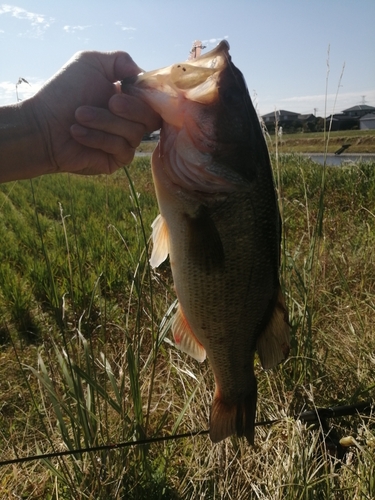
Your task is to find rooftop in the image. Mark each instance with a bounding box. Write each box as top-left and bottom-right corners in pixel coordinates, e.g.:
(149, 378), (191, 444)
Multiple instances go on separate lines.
(342, 105), (375, 113)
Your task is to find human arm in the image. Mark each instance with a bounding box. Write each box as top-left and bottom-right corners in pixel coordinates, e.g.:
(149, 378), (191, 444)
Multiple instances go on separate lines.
(0, 51), (161, 183)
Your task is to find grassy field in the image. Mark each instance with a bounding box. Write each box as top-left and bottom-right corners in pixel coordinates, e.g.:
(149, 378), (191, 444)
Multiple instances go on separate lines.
(138, 130), (375, 155)
(272, 129), (375, 154)
(0, 154), (374, 499)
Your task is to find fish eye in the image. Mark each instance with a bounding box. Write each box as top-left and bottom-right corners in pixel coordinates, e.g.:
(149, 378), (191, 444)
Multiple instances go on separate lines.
(222, 86), (243, 106)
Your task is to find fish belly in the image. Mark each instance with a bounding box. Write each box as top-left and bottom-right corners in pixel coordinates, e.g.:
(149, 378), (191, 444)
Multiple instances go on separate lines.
(153, 150), (282, 443)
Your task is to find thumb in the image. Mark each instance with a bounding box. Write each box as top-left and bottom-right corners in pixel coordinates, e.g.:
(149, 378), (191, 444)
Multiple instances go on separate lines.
(95, 51), (143, 83)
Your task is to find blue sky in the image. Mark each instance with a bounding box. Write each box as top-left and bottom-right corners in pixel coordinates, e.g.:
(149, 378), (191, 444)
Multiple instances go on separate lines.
(1, 0), (374, 116)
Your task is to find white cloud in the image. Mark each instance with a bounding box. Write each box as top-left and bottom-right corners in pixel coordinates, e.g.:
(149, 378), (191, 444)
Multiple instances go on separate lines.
(202, 36), (229, 46)
(283, 90), (375, 113)
(0, 4), (54, 38)
(115, 22), (136, 31)
(281, 89), (375, 105)
(63, 25), (91, 34)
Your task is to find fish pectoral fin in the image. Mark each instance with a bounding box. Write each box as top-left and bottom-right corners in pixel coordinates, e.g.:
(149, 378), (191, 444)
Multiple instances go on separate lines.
(172, 305), (206, 362)
(186, 206), (225, 273)
(150, 214), (169, 268)
(210, 388), (257, 445)
(256, 287), (291, 370)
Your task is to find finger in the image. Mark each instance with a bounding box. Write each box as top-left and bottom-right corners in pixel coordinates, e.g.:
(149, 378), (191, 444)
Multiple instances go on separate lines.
(86, 51), (142, 83)
(112, 51), (144, 81)
(70, 124), (136, 166)
(109, 94), (162, 132)
(75, 106), (146, 148)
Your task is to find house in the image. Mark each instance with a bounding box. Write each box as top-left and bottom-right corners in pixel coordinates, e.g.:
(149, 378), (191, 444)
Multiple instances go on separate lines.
(261, 104), (375, 132)
(360, 113), (375, 131)
(325, 113), (358, 131)
(261, 110), (319, 132)
(325, 105), (375, 131)
(298, 113), (316, 122)
(261, 110), (304, 132)
(342, 105), (375, 118)
(261, 109), (300, 125)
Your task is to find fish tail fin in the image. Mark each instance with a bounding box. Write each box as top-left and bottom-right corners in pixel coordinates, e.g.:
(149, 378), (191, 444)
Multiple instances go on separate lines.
(209, 386), (257, 445)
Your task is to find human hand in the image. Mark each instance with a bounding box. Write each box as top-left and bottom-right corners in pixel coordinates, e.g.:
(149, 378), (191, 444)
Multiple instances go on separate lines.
(29, 51), (161, 175)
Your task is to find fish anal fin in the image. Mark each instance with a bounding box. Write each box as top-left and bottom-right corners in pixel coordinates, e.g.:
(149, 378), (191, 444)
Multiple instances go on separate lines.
(150, 214), (169, 268)
(210, 386), (257, 445)
(172, 305), (206, 362)
(256, 287), (290, 370)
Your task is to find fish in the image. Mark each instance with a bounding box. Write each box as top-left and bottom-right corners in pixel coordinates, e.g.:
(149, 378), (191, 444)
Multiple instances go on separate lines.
(121, 40), (290, 444)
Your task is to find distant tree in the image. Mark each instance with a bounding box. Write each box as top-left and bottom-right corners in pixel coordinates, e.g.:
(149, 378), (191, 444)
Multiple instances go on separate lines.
(303, 121), (317, 133)
(315, 117), (325, 132)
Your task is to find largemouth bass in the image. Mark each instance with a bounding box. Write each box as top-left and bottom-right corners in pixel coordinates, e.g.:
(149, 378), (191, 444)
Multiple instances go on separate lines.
(122, 41), (290, 444)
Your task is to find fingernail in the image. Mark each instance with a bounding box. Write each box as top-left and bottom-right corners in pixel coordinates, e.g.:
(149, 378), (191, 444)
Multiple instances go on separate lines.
(76, 106), (96, 122)
(71, 124), (88, 137)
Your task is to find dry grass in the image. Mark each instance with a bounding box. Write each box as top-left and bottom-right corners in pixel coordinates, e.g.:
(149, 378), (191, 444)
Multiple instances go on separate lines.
(0, 156), (374, 498)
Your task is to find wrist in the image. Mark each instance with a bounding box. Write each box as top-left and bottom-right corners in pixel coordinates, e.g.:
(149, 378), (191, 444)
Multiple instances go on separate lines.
(0, 97), (51, 183)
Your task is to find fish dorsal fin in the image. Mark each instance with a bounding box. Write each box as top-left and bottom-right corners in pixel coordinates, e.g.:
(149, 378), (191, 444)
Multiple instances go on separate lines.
(150, 214), (169, 268)
(172, 305), (206, 362)
(256, 287), (290, 370)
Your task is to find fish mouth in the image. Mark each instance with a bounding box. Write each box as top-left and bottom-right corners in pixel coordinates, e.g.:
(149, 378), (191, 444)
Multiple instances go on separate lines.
(121, 40), (255, 193)
(121, 40), (231, 104)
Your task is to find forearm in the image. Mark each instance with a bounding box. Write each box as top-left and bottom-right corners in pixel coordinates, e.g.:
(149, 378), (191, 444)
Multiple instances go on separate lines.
(0, 99), (50, 183)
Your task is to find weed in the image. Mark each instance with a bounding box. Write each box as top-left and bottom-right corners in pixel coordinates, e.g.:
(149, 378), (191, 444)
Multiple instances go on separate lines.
(0, 157), (374, 498)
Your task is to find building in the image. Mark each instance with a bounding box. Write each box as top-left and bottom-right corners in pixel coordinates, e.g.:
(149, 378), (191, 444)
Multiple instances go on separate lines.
(360, 113), (375, 131)
(298, 113), (316, 123)
(325, 105), (375, 131)
(261, 110), (304, 132)
(341, 105), (375, 118)
(262, 104), (375, 133)
(261, 110), (299, 126)
(325, 114), (357, 131)
(261, 110), (320, 132)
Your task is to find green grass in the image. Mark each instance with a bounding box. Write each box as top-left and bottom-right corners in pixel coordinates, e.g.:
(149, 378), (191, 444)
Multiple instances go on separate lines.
(137, 130), (375, 157)
(267, 129), (375, 154)
(0, 155), (374, 499)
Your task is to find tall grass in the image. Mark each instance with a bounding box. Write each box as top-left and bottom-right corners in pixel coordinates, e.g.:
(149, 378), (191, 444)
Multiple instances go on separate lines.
(0, 156), (374, 498)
